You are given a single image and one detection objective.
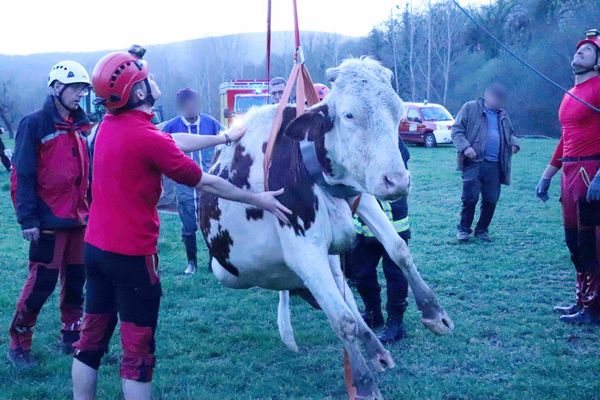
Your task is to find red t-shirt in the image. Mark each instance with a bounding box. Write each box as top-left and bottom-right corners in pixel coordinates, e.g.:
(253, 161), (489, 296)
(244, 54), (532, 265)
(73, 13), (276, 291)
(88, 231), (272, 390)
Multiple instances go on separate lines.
(550, 76), (600, 168)
(85, 110), (202, 256)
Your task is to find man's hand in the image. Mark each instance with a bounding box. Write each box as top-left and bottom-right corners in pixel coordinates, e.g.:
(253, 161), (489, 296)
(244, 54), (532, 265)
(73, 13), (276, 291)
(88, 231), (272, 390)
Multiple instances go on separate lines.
(463, 146), (476, 159)
(512, 145), (519, 155)
(252, 189), (292, 224)
(536, 177), (551, 202)
(22, 227), (40, 241)
(225, 126), (247, 142)
(587, 173), (600, 202)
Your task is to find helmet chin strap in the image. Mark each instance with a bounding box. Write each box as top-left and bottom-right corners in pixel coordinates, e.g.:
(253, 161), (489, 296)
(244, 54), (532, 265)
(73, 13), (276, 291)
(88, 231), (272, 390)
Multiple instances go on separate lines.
(129, 78), (156, 109)
(54, 84), (75, 113)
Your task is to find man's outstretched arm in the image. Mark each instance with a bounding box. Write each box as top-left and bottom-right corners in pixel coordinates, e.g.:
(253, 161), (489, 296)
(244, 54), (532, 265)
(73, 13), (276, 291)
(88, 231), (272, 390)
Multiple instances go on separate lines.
(172, 126), (246, 152)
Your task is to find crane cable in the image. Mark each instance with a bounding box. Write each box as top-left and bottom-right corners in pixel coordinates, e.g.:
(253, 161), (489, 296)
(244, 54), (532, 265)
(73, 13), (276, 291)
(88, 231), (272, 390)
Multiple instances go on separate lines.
(450, 0), (600, 113)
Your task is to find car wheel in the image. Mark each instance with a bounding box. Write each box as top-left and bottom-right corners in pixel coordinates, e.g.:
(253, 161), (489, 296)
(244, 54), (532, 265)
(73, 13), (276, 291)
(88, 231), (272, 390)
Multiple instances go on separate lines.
(424, 133), (437, 148)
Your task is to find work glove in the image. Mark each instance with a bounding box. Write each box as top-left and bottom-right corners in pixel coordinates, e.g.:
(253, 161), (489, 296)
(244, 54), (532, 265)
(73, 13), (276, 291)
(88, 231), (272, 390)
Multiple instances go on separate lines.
(536, 177), (551, 202)
(587, 171), (600, 202)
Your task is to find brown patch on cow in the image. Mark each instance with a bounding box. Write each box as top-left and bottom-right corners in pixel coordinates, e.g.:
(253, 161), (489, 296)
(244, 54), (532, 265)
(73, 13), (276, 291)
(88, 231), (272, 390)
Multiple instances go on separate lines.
(267, 107), (320, 236)
(209, 228), (239, 276)
(245, 208), (264, 220)
(230, 145), (253, 189)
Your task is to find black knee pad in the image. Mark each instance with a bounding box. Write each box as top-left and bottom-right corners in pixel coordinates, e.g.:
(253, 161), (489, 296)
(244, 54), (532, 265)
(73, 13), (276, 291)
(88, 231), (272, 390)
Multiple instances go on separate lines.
(74, 349), (103, 370)
(25, 266), (59, 312)
(64, 264), (85, 306)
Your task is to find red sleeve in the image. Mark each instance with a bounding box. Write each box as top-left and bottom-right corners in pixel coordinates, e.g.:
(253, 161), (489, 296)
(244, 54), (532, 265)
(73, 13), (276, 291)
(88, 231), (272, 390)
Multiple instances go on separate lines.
(144, 130), (202, 186)
(549, 135), (563, 169)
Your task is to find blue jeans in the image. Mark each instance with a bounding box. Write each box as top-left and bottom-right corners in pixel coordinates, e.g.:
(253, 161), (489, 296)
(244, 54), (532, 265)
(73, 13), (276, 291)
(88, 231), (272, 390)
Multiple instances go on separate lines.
(176, 184), (199, 236)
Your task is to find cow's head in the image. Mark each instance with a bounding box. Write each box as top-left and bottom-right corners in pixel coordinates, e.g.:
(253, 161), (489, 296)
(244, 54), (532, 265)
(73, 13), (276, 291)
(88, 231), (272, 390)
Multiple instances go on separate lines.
(286, 57), (410, 200)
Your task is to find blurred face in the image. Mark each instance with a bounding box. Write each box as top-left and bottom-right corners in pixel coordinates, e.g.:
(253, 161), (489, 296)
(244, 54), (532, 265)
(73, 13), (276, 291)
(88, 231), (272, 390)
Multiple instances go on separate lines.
(54, 82), (89, 111)
(270, 83), (285, 104)
(483, 89), (505, 110)
(179, 96), (200, 119)
(572, 43), (599, 73)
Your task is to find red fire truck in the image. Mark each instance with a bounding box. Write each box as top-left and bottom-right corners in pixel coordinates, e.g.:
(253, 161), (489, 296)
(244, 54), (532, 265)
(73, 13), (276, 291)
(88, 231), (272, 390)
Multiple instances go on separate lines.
(219, 80), (270, 126)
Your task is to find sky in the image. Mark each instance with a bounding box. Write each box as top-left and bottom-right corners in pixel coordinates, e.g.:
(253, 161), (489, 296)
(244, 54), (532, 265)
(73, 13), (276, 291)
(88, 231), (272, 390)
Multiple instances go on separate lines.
(0, 0), (490, 55)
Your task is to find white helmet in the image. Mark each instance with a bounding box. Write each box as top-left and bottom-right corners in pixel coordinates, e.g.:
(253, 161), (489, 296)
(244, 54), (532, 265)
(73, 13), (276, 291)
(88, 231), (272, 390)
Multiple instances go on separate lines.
(48, 61), (91, 87)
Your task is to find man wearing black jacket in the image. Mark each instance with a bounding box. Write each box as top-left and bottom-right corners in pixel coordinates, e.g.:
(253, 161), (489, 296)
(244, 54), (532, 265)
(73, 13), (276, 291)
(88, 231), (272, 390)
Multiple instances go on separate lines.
(7, 61), (92, 369)
(349, 138), (411, 343)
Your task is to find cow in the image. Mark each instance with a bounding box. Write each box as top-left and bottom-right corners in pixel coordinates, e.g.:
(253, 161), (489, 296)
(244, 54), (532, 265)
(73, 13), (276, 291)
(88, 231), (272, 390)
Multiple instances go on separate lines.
(199, 57), (454, 400)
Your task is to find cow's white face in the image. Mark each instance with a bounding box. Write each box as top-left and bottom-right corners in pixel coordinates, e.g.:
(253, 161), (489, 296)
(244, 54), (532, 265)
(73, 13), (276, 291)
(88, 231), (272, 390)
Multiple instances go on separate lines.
(286, 58), (410, 200)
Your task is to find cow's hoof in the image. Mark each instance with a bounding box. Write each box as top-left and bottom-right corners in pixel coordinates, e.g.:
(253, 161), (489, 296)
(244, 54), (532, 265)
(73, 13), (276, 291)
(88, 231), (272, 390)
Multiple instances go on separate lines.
(370, 349), (395, 372)
(421, 309), (454, 335)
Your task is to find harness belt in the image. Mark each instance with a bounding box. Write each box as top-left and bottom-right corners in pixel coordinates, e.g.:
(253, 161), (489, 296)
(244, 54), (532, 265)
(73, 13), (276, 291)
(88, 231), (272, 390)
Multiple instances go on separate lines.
(560, 155), (600, 162)
(300, 140), (360, 199)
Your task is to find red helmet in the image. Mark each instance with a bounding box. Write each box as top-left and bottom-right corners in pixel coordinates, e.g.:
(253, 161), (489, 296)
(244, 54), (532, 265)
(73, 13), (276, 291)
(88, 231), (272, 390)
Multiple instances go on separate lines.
(576, 29), (600, 50)
(92, 50), (149, 110)
(313, 83), (330, 101)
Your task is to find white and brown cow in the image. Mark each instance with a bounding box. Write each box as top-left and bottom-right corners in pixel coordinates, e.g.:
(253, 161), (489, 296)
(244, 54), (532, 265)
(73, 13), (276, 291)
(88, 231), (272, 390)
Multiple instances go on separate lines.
(200, 57), (454, 399)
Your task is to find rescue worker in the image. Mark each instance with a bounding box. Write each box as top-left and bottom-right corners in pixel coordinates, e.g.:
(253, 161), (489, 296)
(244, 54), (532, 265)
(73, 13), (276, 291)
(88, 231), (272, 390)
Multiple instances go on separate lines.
(313, 83), (330, 102)
(536, 29), (600, 325)
(269, 77), (286, 104)
(451, 83), (520, 242)
(8, 61), (92, 369)
(71, 46), (290, 400)
(350, 138), (411, 343)
(162, 88), (222, 274)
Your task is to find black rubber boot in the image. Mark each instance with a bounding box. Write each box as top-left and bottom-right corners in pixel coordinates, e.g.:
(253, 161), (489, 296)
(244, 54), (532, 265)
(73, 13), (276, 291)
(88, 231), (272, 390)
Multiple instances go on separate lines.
(559, 307), (600, 325)
(357, 286), (384, 329)
(182, 234), (198, 275)
(54, 330), (80, 355)
(362, 308), (384, 330)
(378, 315), (406, 344)
(553, 303), (582, 315)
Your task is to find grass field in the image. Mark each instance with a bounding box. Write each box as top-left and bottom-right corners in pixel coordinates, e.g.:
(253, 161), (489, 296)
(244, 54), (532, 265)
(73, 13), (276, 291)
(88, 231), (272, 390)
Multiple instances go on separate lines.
(0, 138), (599, 400)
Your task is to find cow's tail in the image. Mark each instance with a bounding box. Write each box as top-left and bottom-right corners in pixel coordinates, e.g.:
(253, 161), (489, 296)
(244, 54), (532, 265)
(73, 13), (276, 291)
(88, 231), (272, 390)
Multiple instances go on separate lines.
(277, 290), (299, 352)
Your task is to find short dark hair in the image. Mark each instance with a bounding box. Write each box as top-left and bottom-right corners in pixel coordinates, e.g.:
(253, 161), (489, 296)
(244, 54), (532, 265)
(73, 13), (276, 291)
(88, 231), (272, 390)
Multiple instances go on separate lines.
(270, 77), (286, 88)
(176, 88), (199, 106)
(124, 80), (147, 110)
(485, 82), (508, 100)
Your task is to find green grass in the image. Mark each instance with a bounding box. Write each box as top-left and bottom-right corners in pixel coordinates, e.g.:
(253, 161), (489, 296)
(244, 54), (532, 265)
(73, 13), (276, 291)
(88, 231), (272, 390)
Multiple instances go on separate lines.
(0, 138), (599, 400)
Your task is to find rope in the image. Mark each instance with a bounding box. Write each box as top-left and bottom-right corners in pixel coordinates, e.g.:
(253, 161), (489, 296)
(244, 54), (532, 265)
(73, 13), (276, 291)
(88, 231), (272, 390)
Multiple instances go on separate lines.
(266, 0), (272, 83)
(450, 0), (600, 113)
(262, 3), (356, 398)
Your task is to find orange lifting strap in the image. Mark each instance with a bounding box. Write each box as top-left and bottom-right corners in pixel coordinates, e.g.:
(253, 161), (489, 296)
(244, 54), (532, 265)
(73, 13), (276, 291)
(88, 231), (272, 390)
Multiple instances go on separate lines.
(263, 1), (356, 399)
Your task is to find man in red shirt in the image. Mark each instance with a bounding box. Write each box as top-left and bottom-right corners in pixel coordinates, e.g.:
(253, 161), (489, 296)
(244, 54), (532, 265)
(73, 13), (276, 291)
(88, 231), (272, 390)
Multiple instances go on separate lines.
(536, 29), (600, 325)
(8, 61), (92, 369)
(71, 47), (290, 400)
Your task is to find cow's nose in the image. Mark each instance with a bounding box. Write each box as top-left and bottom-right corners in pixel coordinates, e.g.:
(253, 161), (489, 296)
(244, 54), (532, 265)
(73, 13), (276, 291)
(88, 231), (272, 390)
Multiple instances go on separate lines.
(383, 172), (411, 198)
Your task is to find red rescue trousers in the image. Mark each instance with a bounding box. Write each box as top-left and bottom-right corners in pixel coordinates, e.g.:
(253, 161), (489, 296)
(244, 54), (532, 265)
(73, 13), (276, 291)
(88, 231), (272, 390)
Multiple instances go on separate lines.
(561, 160), (600, 314)
(9, 227), (85, 351)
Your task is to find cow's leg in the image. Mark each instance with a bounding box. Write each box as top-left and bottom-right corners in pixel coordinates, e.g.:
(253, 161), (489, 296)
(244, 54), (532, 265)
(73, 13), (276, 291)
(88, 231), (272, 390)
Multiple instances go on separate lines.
(356, 194), (454, 335)
(277, 290), (299, 352)
(281, 245), (382, 399)
(329, 255), (394, 373)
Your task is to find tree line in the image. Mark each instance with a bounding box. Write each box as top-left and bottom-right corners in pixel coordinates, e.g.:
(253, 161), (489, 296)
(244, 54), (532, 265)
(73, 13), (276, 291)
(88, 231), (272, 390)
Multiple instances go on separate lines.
(0, 0), (598, 138)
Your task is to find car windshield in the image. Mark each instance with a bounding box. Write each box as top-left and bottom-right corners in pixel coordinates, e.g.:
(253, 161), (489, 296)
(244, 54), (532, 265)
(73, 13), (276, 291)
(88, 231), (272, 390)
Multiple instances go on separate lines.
(235, 95), (269, 114)
(420, 107), (453, 121)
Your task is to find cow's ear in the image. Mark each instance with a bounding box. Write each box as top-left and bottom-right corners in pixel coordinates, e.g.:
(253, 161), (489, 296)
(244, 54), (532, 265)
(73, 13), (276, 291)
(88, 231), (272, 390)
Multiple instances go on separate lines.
(284, 105), (334, 142)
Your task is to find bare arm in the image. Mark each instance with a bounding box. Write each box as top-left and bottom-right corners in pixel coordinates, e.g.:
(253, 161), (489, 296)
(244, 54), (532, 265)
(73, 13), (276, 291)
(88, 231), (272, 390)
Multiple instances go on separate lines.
(172, 126), (247, 152)
(198, 174), (291, 223)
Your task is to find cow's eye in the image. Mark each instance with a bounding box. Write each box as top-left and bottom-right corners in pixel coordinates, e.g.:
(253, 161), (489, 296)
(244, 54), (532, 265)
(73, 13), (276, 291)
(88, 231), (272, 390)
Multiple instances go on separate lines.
(344, 113), (354, 119)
